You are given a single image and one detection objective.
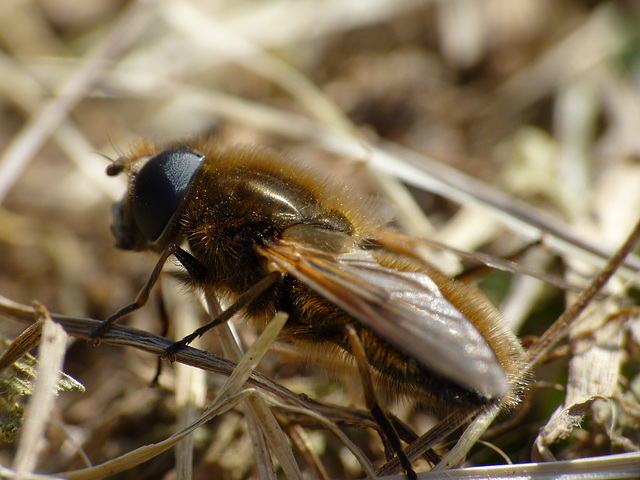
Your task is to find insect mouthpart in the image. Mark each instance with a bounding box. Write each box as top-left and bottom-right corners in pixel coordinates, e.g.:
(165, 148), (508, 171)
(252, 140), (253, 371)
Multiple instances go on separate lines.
(110, 199), (137, 250)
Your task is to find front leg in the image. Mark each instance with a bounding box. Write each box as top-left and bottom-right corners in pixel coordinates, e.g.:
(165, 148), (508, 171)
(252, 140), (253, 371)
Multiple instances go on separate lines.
(91, 244), (207, 341)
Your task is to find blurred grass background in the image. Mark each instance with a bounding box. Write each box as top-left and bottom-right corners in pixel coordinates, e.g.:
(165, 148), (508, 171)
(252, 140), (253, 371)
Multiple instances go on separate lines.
(1, 0), (640, 478)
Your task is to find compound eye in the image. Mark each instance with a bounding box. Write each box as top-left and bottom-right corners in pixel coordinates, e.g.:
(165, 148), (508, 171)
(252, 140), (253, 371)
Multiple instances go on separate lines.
(130, 147), (204, 243)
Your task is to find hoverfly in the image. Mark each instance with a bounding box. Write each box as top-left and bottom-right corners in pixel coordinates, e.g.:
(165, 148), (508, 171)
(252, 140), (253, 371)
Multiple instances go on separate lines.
(92, 137), (526, 477)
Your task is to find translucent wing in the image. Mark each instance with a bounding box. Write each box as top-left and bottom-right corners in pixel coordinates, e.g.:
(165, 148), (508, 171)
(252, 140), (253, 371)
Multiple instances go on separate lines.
(257, 227), (508, 399)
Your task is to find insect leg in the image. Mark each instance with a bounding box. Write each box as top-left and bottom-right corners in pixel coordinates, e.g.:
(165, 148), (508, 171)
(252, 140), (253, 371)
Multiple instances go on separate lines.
(91, 244), (202, 341)
(150, 280), (169, 385)
(163, 271), (283, 358)
(345, 324), (418, 480)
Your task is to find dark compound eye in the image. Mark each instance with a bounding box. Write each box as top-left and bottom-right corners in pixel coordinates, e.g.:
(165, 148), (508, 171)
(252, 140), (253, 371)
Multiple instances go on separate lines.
(130, 147), (204, 243)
